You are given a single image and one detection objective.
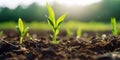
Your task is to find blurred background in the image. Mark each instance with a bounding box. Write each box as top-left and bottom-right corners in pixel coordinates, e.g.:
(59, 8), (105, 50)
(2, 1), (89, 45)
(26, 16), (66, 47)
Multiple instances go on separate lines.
(0, 0), (120, 31)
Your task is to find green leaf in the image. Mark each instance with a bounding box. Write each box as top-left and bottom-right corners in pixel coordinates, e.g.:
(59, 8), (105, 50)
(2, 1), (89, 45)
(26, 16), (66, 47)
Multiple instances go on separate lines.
(57, 13), (66, 27)
(77, 28), (82, 37)
(18, 18), (24, 33)
(111, 18), (116, 29)
(54, 27), (59, 35)
(55, 29), (59, 35)
(23, 27), (29, 36)
(111, 17), (118, 36)
(48, 17), (54, 28)
(16, 26), (21, 36)
(46, 3), (55, 26)
(56, 21), (63, 29)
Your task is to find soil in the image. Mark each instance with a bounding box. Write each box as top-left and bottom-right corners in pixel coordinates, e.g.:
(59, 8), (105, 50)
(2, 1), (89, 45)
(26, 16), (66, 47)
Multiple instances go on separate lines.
(0, 29), (120, 60)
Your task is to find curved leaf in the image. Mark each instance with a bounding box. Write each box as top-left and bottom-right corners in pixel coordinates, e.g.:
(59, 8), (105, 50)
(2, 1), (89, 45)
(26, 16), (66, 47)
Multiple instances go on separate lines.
(111, 17), (118, 36)
(18, 18), (24, 33)
(55, 29), (59, 35)
(16, 26), (21, 36)
(23, 27), (29, 36)
(46, 3), (55, 26)
(57, 13), (66, 27)
(48, 17), (54, 28)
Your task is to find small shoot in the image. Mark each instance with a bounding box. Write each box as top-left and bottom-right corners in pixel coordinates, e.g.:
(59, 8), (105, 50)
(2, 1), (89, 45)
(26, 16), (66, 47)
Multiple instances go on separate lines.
(26, 33), (33, 40)
(46, 3), (66, 44)
(0, 31), (3, 36)
(76, 28), (82, 39)
(66, 28), (73, 37)
(16, 18), (29, 45)
(111, 18), (118, 36)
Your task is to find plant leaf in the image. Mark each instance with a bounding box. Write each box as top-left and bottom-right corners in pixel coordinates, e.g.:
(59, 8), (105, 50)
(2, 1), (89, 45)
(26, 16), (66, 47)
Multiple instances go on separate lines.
(46, 3), (55, 26)
(111, 18), (116, 29)
(57, 13), (66, 27)
(48, 17), (54, 28)
(56, 21), (63, 29)
(23, 27), (29, 36)
(111, 17), (118, 36)
(55, 28), (59, 35)
(16, 26), (21, 36)
(18, 18), (24, 33)
(77, 28), (82, 37)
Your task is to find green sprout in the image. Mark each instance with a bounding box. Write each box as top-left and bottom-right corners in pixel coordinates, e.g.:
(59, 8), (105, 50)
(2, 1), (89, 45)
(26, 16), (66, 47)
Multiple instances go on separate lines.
(111, 17), (118, 36)
(46, 3), (66, 44)
(76, 28), (82, 39)
(66, 28), (73, 37)
(0, 31), (3, 36)
(16, 18), (29, 45)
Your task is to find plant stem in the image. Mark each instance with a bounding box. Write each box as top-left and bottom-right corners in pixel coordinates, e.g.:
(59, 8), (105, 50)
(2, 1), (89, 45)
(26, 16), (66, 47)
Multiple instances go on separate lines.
(53, 32), (57, 44)
(20, 36), (23, 45)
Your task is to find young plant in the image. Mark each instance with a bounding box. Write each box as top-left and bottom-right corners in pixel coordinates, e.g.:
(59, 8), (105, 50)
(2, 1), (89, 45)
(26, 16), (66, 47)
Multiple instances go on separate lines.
(76, 28), (82, 39)
(66, 28), (73, 37)
(111, 17), (118, 36)
(46, 3), (66, 44)
(0, 31), (3, 36)
(16, 18), (29, 45)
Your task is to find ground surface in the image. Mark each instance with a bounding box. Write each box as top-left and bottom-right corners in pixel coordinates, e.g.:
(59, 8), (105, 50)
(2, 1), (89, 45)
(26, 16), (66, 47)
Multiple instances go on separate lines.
(0, 29), (120, 60)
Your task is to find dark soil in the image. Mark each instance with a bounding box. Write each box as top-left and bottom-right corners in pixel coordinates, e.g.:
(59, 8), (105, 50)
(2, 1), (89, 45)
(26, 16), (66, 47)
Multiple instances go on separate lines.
(0, 29), (120, 60)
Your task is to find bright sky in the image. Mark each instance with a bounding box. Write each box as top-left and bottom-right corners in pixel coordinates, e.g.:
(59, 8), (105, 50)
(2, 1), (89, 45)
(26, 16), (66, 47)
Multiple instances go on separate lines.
(0, 0), (102, 9)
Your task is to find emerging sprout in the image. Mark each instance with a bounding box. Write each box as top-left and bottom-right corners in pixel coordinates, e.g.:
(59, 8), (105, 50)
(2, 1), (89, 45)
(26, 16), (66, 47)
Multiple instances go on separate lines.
(111, 18), (118, 36)
(76, 28), (82, 39)
(0, 31), (3, 36)
(46, 3), (66, 44)
(16, 18), (29, 45)
(66, 28), (73, 37)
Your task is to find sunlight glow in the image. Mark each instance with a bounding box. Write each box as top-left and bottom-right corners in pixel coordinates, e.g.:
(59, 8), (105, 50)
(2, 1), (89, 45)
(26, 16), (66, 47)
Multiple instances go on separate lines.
(0, 0), (102, 9)
(57, 0), (102, 6)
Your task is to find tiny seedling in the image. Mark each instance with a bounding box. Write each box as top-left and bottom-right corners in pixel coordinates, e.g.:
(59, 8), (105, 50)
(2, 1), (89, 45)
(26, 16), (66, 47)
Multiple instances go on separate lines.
(26, 33), (33, 40)
(66, 28), (73, 37)
(46, 3), (66, 44)
(111, 17), (118, 36)
(76, 28), (82, 39)
(16, 18), (29, 45)
(0, 31), (3, 36)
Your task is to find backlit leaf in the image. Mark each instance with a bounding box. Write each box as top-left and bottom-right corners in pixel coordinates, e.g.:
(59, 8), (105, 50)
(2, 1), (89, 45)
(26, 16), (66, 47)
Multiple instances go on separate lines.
(111, 17), (118, 36)
(16, 26), (21, 36)
(48, 17), (54, 28)
(18, 18), (24, 33)
(23, 27), (29, 36)
(46, 3), (55, 26)
(57, 13), (66, 27)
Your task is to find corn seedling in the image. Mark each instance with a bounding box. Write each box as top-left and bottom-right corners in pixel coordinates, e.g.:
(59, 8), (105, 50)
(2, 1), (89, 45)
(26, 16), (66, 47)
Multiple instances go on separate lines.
(76, 28), (82, 39)
(46, 3), (66, 44)
(16, 18), (29, 45)
(111, 18), (118, 36)
(66, 28), (73, 37)
(0, 31), (3, 36)
(26, 33), (33, 40)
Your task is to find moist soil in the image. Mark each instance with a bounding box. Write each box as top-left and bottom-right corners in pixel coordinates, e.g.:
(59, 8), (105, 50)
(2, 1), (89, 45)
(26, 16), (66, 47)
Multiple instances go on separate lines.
(0, 29), (120, 60)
